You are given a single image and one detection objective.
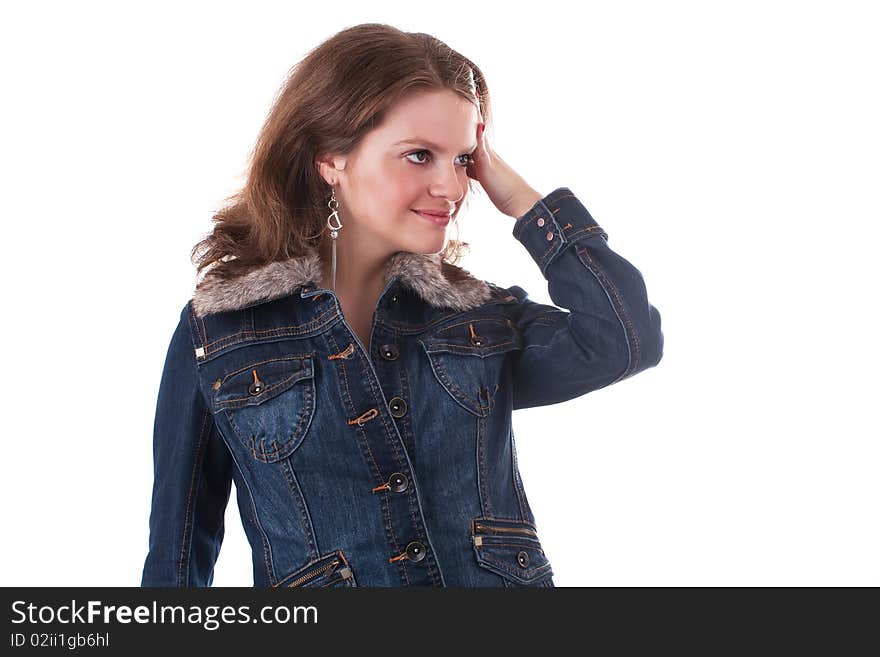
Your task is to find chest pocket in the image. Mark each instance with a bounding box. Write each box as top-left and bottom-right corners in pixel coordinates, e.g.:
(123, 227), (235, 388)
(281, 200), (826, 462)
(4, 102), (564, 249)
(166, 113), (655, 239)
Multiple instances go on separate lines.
(212, 355), (316, 463)
(419, 318), (522, 417)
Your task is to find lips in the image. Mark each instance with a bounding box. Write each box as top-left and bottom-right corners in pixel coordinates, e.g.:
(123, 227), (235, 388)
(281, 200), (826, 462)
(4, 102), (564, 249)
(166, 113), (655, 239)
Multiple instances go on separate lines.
(412, 210), (451, 226)
(414, 209), (452, 216)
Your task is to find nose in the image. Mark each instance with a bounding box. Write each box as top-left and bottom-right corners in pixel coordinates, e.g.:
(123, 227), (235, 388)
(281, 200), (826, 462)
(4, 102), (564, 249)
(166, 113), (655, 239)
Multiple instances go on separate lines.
(430, 164), (466, 205)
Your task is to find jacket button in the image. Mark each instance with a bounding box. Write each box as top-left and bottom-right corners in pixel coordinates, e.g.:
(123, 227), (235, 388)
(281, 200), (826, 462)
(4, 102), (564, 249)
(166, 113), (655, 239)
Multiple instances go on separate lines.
(546, 231), (554, 241)
(536, 217), (545, 227)
(405, 541), (427, 562)
(388, 396), (407, 418)
(380, 344), (399, 360)
(470, 335), (485, 347)
(389, 472), (409, 493)
(248, 382), (263, 395)
(517, 551), (529, 568)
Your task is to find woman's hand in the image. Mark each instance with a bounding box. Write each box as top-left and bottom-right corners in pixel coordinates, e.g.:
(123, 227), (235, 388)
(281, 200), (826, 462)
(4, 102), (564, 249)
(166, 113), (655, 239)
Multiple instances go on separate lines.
(466, 121), (543, 219)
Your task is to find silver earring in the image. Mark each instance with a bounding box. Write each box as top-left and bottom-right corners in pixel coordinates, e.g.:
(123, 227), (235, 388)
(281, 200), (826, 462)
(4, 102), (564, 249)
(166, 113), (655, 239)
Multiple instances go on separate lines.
(327, 186), (342, 291)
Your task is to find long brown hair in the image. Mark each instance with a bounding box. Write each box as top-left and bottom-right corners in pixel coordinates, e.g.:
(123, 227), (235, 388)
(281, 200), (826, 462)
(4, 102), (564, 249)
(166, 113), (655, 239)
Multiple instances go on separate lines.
(191, 23), (492, 283)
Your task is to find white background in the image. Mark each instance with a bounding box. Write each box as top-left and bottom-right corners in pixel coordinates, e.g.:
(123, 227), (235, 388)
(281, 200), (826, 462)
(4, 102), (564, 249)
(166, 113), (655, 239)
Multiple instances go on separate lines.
(2, 0), (877, 586)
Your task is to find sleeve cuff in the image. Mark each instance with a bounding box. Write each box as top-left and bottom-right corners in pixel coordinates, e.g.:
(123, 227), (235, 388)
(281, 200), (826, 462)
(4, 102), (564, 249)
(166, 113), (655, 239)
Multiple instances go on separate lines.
(511, 186), (608, 275)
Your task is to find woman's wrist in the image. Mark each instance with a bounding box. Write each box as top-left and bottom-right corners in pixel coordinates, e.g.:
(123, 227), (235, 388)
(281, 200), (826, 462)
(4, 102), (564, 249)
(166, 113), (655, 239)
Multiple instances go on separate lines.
(504, 188), (544, 219)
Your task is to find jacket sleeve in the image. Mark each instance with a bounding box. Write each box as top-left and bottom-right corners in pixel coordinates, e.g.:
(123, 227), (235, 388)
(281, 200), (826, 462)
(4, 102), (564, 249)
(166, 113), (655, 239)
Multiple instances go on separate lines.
(140, 302), (234, 587)
(505, 186), (663, 410)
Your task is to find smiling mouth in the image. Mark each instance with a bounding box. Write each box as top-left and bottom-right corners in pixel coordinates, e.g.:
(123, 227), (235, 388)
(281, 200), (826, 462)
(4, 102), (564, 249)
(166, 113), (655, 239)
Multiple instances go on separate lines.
(412, 210), (451, 226)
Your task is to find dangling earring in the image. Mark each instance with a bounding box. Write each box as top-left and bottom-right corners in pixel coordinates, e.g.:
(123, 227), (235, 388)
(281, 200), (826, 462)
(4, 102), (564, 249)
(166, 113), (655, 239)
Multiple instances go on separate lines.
(327, 186), (343, 291)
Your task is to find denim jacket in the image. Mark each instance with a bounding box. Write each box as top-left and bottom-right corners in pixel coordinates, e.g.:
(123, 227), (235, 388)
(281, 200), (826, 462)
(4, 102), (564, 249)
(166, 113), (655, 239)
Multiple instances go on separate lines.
(140, 186), (663, 588)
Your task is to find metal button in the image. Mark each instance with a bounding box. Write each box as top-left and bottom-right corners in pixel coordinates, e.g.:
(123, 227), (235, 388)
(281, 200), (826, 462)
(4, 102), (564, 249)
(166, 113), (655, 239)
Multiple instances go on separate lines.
(405, 541), (427, 562)
(380, 344), (399, 360)
(389, 472), (409, 493)
(517, 551), (530, 568)
(470, 335), (485, 347)
(248, 382), (263, 395)
(391, 294), (399, 303)
(536, 217), (545, 227)
(546, 231), (554, 241)
(388, 397), (407, 418)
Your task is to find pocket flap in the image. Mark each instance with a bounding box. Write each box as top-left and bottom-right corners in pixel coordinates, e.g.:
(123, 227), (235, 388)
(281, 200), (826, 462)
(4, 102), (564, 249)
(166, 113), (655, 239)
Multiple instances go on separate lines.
(420, 318), (522, 356)
(471, 517), (553, 586)
(213, 355), (313, 410)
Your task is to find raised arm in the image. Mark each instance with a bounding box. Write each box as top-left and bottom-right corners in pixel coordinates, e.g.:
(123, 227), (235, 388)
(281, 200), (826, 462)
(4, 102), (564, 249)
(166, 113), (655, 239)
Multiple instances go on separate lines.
(503, 187), (663, 409)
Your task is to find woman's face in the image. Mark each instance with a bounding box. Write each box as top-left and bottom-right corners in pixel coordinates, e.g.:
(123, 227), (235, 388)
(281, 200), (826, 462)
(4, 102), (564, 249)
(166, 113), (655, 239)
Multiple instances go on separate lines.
(319, 89), (480, 256)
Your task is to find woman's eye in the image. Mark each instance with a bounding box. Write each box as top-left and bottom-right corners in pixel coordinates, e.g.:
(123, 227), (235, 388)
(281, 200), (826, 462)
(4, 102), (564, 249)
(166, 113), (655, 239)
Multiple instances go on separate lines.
(406, 150), (472, 166)
(405, 150), (430, 164)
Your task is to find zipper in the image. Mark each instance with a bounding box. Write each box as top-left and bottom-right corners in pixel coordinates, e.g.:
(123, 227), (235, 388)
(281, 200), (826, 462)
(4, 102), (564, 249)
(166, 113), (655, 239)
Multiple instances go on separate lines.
(285, 558), (352, 587)
(473, 522), (538, 538)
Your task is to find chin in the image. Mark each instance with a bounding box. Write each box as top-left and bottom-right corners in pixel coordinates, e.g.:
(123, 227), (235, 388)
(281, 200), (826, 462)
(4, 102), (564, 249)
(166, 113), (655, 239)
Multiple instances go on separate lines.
(401, 235), (446, 256)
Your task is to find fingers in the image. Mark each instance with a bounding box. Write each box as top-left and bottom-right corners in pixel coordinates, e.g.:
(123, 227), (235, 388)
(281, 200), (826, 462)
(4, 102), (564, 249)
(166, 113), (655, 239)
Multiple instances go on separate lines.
(466, 122), (487, 180)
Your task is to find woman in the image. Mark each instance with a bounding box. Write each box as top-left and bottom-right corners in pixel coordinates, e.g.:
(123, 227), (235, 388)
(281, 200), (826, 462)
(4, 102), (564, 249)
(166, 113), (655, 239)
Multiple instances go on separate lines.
(140, 23), (663, 588)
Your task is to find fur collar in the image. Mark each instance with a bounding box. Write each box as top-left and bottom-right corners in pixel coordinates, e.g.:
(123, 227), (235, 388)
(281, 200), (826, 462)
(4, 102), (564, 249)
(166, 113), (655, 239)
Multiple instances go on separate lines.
(190, 248), (493, 318)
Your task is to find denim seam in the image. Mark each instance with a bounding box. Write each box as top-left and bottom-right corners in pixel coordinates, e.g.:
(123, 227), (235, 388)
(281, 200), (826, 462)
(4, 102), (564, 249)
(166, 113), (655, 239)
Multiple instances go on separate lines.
(510, 429), (529, 520)
(222, 438), (275, 584)
(279, 459), (318, 560)
(422, 349), (482, 416)
(475, 515), (539, 529)
(477, 554), (552, 579)
(476, 414), (492, 517)
(177, 406), (212, 587)
(425, 338), (519, 352)
(213, 354), (314, 407)
(197, 307), (340, 353)
(575, 245), (640, 382)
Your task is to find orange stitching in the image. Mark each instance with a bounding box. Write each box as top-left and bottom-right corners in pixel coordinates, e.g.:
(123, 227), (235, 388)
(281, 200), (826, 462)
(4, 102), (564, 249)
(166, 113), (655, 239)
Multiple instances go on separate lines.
(371, 482), (391, 493)
(198, 305), (339, 349)
(566, 225), (606, 241)
(389, 552), (408, 563)
(468, 323), (477, 338)
(429, 317), (509, 334)
(218, 355), (313, 388)
(347, 407), (378, 426)
(328, 342), (355, 360)
(427, 338), (517, 350)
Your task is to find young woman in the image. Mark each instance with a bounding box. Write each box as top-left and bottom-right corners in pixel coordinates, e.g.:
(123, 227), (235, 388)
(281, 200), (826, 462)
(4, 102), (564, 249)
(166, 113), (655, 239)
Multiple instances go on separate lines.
(141, 23), (663, 588)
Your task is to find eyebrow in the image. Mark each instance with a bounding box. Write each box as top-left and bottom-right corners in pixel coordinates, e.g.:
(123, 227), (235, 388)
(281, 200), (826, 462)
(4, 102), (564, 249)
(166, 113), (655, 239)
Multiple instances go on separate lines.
(394, 138), (478, 153)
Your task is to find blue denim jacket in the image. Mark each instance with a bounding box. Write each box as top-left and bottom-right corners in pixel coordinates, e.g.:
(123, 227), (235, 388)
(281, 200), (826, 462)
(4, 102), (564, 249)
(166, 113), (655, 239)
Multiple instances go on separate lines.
(140, 186), (663, 588)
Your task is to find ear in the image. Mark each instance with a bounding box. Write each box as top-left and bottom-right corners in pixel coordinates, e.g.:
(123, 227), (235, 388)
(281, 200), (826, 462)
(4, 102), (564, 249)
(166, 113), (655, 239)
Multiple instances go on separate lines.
(314, 153), (347, 185)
